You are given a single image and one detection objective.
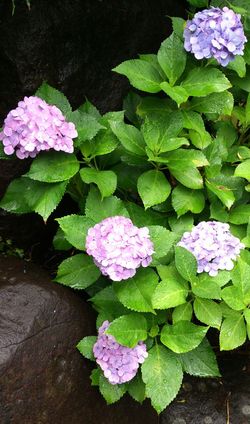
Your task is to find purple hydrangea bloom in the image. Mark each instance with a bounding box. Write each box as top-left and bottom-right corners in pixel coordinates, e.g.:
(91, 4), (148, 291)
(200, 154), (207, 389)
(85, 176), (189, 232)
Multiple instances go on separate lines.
(178, 221), (244, 277)
(93, 320), (148, 385)
(184, 7), (247, 66)
(85, 216), (154, 281)
(0, 96), (77, 159)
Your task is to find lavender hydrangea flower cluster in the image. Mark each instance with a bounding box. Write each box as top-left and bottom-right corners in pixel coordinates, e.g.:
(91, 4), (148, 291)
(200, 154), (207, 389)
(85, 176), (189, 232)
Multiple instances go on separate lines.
(183, 7), (247, 66)
(85, 216), (154, 281)
(93, 320), (148, 385)
(178, 221), (244, 276)
(0, 96), (77, 159)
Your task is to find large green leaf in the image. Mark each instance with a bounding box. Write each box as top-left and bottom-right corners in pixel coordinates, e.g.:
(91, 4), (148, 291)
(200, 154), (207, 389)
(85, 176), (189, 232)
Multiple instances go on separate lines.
(220, 314), (246, 350)
(127, 372), (146, 404)
(191, 276), (221, 299)
(85, 187), (129, 222)
(55, 254), (100, 289)
(36, 82), (72, 115)
(0, 178), (33, 214)
(172, 185), (205, 217)
(181, 68), (231, 97)
(175, 246), (197, 282)
(69, 110), (105, 145)
(141, 112), (183, 154)
(194, 298), (222, 329)
(114, 268), (158, 313)
(182, 110), (211, 149)
(141, 345), (183, 414)
(90, 286), (129, 317)
(137, 170), (171, 209)
(172, 302), (193, 324)
(80, 168), (117, 198)
(24, 179), (67, 221)
(110, 121), (145, 156)
(157, 33), (186, 85)
(26, 151), (79, 183)
(189, 91), (234, 117)
(160, 82), (188, 105)
(161, 321), (208, 353)
(99, 374), (126, 404)
(206, 179), (235, 209)
(148, 226), (177, 264)
(57, 214), (94, 250)
(229, 204), (250, 224)
(77, 336), (97, 361)
(113, 59), (163, 93)
(221, 286), (246, 310)
(152, 278), (188, 309)
(231, 259), (250, 304)
(106, 314), (148, 348)
(235, 160), (250, 181)
(178, 338), (221, 377)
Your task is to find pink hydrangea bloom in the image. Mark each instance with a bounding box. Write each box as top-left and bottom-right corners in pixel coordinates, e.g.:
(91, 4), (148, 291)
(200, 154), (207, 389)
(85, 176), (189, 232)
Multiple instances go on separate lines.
(93, 320), (148, 385)
(85, 216), (154, 281)
(178, 221), (244, 276)
(0, 96), (77, 159)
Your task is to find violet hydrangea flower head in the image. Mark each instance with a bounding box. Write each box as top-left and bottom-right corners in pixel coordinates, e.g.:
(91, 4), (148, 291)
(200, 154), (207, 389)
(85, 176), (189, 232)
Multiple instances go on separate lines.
(93, 320), (148, 385)
(85, 216), (154, 281)
(178, 221), (244, 277)
(0, 96), (77, 159)
(183, 7), (247, 66)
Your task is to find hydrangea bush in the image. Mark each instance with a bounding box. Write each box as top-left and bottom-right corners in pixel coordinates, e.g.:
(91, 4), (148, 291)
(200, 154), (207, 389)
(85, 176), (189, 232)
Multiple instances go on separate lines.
(1, 0), (250, 414)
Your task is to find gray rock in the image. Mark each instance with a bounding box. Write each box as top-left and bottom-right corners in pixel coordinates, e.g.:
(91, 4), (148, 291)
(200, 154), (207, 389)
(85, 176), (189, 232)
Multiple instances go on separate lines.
(0, 255), (157, 424)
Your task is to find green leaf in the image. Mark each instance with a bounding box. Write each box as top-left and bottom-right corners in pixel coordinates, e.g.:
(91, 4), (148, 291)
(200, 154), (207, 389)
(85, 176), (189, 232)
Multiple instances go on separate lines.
(168, 215), (194, 235)
(178, 338), (221, 377)
(80, 168), (117, 198)
(110, 121), (145, 156)
(172, 185), (205, 217)
(114, 268), (158, 313)
(125, 202), (167, 227)
(113, 59), (163, 93)
(157, 33), (187, 86)
(172, 302), (193, 324)
(221, 286), (246, 310)
(141, 345), (183, 414)
(243, 309), (250, 339)
(231, 258), (250, 304)
(220, 314), (246, 350)
(26, 151), (80, 183)
(148, 226), (177, 264)
(90, 368), (101, 386)
(227, 55), (246, 78)
(91, 286), (129, 317)
(141, 111), (183, 154)
(83, 129), (118, 159)
(189, 91), (234, 116)
(161, 321), (208, 353)
(229, 204), (250, 224)
(0, 178), (32, 214)
(77, 336), (97, 360)
(106, 314), (147, 348)
(206, 179), (235, 209)
(53, 227), (72, 251)
(175, 246), (197, 282)
(55, 254), (100, 289)
(85, 187), (129, 222)
(171, 17), (186, 38)
(137, 170), (171, 209)
(35, 82), (72, 115)
(69, 110), (105, 145)
(152, 279), (188, 310)
(99, 374), (126, 404)
(166, 149), (208, 189)
(235, 160), (250, 181)
(198, 271), (231, 288)
(194, 298), (222, 329)
(187, 0), (207, 6)
(57, 214), (94, 250)
(24, 179), (67, 221)
(160, 82), (188, 105)
(181, 68), (231, 97)
(182, 110), (211, 150)
(191, 276), (221, 300)
(127, 372), (146, 403)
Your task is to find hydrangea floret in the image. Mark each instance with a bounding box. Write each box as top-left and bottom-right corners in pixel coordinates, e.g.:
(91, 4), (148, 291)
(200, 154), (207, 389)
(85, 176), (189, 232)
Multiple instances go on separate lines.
(178, 221), (245, 276)
(184, 7), (247, 66)
(0, 96), (77, 159)
(85, 216), (154, 281)
(93, 320), (148, 385)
